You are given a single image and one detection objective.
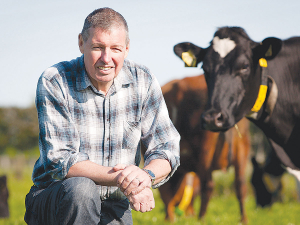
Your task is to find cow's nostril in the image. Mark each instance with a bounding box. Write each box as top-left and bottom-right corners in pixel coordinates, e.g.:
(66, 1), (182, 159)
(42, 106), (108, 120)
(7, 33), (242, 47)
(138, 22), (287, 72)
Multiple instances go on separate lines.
(202, 111), (225, 130)
(215, 112), (224, 127)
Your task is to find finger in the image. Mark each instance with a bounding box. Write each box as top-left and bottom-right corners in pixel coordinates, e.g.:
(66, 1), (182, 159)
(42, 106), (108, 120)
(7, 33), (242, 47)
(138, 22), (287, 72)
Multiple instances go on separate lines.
(139, 202), (148, 213)
(131, 178), (151, 195)
(119, 169), (142, 192)
(123, 177), (141, 196)
(130, 201), (140, 212)
(142, 201), (154, 212)
(123, 168), (152, 195)
(116, 165), (139, 188)
(113, 164), (127, 171)
(116, 164), (136, 183)
(144, 188), (155, 210)
(150, 198), (155, 210)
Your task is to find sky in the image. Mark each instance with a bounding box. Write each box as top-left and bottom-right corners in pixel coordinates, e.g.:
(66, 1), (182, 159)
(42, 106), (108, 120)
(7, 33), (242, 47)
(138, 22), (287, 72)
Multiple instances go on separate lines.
(1, 0), (299, 108)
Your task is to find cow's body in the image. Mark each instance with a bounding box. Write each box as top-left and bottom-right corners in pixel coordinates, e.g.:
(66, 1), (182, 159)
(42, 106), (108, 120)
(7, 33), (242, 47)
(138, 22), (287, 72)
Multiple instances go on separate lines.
(157, 75), (250, 222)
(173, 26), (300, 206)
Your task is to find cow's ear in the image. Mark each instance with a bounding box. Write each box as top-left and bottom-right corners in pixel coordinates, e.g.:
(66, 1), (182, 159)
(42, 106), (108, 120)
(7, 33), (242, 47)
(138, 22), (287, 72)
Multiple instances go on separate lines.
(174, 42), (206, 67)
(253, 37), (282, 60)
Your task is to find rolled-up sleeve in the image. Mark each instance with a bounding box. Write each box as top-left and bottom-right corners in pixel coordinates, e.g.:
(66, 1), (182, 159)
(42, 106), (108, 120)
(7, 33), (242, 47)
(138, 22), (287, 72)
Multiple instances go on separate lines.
(141, 76), (180, 188)
(34, 73), (89, 186)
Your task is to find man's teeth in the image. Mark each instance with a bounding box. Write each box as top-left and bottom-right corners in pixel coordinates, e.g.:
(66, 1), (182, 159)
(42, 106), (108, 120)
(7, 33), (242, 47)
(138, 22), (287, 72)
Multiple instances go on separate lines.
(98, 67), (111, 70)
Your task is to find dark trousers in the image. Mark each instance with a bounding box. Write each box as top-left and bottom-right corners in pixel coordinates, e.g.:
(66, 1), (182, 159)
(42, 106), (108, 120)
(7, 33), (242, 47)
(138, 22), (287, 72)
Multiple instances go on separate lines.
(24, 177), (133, 225)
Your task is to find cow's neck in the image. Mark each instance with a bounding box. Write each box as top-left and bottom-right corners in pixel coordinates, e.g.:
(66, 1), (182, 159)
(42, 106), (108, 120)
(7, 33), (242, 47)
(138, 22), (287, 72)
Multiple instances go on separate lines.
(246, 60), (278, 122)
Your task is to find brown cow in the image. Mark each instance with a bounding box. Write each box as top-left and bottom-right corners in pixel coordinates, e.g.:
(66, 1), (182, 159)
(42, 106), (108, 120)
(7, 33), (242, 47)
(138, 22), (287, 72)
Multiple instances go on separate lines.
(157, 74), (250, 223)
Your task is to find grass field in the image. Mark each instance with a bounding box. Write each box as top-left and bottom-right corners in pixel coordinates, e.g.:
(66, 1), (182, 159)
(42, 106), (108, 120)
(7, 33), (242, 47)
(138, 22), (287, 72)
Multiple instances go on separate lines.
(0, 163), (299, 225)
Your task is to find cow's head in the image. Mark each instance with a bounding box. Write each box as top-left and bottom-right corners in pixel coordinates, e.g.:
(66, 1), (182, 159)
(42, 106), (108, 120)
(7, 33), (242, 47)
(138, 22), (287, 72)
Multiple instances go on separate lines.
(174, 27), (282, 131)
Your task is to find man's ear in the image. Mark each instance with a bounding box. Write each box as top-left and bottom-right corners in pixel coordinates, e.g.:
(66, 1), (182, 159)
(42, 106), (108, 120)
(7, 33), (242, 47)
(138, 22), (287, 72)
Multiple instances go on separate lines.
(124, 41), (130, 58)
(173, 42), (207, 67)
(253, 37), (282, 60)
(78, 33), (84, 54)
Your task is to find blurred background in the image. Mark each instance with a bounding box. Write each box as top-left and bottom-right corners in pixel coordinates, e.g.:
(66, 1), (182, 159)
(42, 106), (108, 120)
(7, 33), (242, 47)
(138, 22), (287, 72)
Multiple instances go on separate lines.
(1, 0), (300, 107)
(0, 0), (300, 224)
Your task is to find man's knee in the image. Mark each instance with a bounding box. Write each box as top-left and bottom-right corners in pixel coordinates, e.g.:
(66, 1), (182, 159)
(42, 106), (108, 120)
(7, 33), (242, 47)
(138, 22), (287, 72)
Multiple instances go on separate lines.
(61, 177), (99, 203)
(57, 177), (102, 224)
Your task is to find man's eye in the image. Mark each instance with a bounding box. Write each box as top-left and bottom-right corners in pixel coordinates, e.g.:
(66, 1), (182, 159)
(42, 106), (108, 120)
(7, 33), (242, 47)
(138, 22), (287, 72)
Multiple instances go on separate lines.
(112, 48), (122, 52)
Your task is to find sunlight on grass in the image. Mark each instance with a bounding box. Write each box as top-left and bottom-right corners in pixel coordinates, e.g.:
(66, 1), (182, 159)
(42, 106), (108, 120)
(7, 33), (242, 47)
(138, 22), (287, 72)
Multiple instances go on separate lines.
(0, 167), (33, 225)
(0, 160), (299, 225)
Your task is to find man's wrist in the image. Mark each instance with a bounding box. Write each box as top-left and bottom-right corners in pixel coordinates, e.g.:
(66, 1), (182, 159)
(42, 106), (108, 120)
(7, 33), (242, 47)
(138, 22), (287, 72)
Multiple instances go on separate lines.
(142, 169), (156, 186)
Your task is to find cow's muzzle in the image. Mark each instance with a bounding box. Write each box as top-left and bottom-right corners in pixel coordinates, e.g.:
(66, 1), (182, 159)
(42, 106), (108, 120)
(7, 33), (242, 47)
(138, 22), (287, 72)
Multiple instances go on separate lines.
(201, 109), (227, 131)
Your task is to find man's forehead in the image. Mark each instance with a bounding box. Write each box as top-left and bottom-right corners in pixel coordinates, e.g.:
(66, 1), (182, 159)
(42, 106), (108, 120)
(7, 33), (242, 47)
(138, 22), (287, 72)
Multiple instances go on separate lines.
(88, 26), (128, 45)
(90, 26), (126, 35)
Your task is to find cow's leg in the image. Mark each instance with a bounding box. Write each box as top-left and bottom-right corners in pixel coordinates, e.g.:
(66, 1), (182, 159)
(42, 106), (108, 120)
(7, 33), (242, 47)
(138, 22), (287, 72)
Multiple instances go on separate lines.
(167, 180), (185, 222)
(196, 133), (220, 220)
(198, 172), (214, 219)
(186, 174), (200, 217)
(160, 172), (185, 222)
(234, 143), (248, 224)
(158, 181), (175, 221)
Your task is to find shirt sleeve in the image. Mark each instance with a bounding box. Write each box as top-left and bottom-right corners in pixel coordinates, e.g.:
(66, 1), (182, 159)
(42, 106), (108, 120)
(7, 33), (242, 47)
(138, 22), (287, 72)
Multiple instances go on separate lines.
(141, 75), (180, 188)
(35, 72), (89, 183)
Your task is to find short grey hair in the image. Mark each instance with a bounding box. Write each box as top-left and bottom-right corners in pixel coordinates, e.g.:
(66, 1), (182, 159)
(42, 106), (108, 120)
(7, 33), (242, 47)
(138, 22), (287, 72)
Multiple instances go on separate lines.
(81, 7), (129, 45)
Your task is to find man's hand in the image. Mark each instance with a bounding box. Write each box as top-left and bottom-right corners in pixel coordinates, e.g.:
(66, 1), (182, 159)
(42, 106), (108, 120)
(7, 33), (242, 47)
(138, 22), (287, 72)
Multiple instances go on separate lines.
(113, 164), (151, 196)
(127, 187), (155, 213)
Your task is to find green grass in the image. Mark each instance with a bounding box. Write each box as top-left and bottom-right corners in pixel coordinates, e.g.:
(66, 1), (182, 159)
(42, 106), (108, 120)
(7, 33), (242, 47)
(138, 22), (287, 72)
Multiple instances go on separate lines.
(132, 168), (300, 225)
(0, 164), (299, 225)
(0, 167), (33, 225)
(134, 191), (300, 225)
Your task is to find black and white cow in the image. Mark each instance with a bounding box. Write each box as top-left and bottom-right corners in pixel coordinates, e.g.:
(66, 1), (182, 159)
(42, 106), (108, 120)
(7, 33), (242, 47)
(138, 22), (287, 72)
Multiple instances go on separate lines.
(173, 26), (300, 206)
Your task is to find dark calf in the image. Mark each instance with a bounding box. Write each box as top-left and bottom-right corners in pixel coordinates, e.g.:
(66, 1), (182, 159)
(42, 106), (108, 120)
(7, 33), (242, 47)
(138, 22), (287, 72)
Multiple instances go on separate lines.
(0, 175), (9, 218)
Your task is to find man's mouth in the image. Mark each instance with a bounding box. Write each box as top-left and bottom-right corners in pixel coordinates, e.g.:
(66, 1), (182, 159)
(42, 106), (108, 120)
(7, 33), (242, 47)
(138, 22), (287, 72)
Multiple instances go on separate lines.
(97, 66), (113, 71)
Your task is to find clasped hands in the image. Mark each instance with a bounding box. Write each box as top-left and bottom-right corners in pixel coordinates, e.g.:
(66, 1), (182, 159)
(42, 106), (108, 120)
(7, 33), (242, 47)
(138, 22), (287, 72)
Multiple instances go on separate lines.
(113, 164), (155, 213)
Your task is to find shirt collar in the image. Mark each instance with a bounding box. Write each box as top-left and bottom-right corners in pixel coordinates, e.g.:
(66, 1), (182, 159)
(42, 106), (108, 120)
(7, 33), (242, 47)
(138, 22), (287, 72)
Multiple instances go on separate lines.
(113, 60), (134, 92)
(75, 55), (93, 92)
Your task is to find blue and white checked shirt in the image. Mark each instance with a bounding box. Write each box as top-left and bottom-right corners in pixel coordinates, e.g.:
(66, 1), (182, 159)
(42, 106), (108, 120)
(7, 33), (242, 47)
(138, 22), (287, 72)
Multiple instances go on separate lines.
(32, 55), (180, 200)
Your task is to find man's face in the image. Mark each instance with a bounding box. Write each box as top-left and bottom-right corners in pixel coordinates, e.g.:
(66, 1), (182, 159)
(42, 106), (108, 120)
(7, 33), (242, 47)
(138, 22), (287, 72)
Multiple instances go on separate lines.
(79, 26), (129, 93)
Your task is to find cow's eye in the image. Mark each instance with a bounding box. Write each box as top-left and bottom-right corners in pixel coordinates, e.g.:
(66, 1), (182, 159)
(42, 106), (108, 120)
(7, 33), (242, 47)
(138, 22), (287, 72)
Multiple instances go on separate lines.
(240, 64), (249, 73)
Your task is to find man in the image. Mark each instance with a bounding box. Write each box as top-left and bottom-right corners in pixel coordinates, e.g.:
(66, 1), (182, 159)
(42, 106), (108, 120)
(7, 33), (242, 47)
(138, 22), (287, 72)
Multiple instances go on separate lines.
(24, 7), (180, 225)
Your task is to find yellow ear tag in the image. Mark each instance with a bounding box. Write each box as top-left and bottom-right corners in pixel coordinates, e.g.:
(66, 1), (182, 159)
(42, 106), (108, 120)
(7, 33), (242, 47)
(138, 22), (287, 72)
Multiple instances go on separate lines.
(182, 50), (197, 67)
(259, 58), (268, 67)
(251, 85), (268, 112)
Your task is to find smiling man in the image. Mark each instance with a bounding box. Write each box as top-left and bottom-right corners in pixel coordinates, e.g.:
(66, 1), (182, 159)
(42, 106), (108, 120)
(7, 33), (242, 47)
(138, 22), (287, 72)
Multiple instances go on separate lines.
(24, 8), (180, 225)
(79, 26), (129, 93)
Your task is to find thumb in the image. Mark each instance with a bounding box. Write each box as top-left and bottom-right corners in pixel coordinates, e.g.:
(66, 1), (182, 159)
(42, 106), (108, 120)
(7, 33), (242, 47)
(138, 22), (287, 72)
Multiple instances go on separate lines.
(113, 164), (127, 171)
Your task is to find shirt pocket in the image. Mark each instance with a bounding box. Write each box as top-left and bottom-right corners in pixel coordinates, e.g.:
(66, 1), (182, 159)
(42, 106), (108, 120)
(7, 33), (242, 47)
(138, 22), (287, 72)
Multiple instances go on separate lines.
(122, 120), (141, 150)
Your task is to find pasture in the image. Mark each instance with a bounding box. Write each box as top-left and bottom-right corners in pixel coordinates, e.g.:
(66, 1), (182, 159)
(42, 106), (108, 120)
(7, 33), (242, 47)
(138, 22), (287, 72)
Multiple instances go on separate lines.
(0, 158), (299, 225)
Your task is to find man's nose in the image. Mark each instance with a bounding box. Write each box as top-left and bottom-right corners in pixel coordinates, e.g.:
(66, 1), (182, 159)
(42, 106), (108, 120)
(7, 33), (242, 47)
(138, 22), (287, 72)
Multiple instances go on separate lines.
(101, 48), (112, 63)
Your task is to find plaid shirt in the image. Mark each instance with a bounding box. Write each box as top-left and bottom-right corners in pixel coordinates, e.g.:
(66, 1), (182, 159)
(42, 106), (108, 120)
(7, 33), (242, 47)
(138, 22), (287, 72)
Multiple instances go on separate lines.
(32, 55), (180, 200)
